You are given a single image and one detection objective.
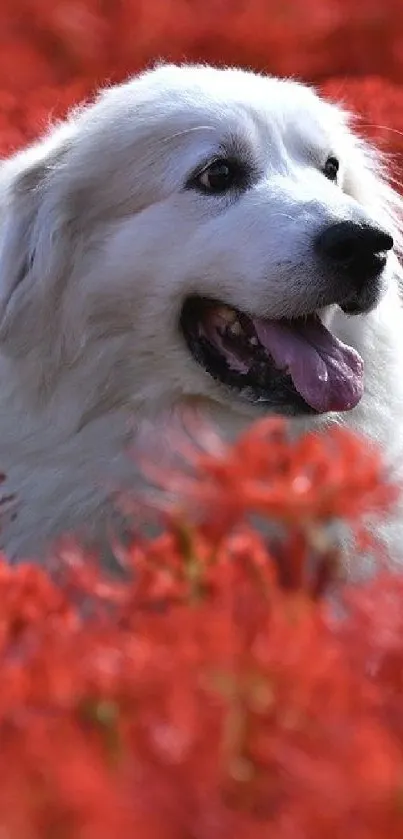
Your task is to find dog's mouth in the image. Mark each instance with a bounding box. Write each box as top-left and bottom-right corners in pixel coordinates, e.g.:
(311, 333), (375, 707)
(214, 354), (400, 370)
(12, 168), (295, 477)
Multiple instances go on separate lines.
(180, 296), (364, 415)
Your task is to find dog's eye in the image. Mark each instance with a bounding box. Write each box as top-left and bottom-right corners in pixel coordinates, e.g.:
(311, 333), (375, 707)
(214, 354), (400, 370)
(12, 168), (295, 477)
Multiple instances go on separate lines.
(323, 156), (339, 182)
(193, 158), (240, 194)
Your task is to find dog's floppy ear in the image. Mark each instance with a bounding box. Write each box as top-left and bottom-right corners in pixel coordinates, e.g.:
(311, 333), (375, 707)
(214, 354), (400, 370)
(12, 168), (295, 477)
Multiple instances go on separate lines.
(0, 127), (75, 355)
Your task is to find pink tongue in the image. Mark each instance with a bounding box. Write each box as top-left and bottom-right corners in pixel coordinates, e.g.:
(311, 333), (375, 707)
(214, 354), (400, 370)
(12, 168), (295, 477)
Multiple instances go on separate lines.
(253, 316), (364, 413)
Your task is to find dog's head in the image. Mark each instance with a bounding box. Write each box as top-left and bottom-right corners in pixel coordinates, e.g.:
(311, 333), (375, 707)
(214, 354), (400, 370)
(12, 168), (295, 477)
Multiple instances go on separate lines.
(0, 64), (401, 429)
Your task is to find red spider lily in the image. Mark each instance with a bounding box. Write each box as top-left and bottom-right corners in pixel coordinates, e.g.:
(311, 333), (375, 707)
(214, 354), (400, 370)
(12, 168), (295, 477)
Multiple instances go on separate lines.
(0, 2), (401, 835)
(135, 418), (398, 582)
(0, 421), (399, 837)
(0, 2), (402, 159)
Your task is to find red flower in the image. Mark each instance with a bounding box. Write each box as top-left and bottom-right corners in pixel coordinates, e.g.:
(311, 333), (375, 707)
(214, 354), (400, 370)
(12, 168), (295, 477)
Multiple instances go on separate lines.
(0, 1), (402, 158)
(137, 418), (397, 581)
(0, 421), (398, 836)
(0, 3), (401, 835)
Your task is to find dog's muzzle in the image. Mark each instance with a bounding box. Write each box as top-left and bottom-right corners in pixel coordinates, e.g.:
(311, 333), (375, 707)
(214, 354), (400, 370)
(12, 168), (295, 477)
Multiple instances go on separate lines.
(180, 221), (394, 418)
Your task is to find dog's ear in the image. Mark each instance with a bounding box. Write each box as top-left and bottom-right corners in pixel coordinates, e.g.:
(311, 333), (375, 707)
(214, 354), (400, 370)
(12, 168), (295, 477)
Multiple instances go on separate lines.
(0, 128), (75, 355)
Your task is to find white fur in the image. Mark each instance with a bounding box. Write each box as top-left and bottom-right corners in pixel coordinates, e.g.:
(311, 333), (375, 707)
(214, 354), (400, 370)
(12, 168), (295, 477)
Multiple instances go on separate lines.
(0, 63), (402, 570)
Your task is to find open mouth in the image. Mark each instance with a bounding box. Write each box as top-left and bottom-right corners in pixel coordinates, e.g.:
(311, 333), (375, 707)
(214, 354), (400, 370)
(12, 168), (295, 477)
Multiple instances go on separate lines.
(180, 296), (364, 415)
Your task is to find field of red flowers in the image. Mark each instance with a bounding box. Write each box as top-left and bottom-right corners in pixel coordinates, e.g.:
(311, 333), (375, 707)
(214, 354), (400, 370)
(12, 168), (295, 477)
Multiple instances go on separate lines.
(1, 0), (403, 160)
(2, 419), (403, 839)
(1, 1), (403, 837)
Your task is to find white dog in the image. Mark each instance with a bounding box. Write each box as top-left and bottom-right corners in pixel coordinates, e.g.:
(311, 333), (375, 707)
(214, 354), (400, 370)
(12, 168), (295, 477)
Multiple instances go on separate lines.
(0, 62), (402, 569)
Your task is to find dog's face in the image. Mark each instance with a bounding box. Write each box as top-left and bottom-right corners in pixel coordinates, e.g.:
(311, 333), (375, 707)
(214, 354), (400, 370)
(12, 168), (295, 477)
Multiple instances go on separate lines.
(0, 64), (400, 430)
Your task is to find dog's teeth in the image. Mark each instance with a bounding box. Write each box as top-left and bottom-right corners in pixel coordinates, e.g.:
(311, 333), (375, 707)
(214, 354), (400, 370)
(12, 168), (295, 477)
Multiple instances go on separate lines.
(249, 336), (258, 346)
(228, 319), (243, 336)
(216, 306), (237, 325)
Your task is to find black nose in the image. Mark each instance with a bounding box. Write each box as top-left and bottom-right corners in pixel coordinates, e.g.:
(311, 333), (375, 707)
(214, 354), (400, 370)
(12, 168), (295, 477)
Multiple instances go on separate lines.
(315, 221), (393, 286)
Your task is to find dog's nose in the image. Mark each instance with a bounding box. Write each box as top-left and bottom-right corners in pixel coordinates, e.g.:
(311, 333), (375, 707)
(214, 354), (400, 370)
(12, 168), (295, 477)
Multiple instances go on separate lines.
(315, 221), (393, 285)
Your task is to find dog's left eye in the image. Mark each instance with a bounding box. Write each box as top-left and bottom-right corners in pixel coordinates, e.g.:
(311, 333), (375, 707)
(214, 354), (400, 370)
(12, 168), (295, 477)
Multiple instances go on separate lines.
(191, 158), (242, 194)
(323, 156), (339, 182)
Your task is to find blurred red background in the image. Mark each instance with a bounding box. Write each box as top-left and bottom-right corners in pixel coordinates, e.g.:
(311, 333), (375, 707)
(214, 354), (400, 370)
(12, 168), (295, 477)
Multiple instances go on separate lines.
(0, 0), (402, 163)
(0, 7), (402, 837)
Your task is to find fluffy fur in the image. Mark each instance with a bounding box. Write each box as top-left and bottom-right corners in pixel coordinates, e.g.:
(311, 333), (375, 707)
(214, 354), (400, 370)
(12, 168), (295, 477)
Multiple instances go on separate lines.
(0, 63), (402, 570)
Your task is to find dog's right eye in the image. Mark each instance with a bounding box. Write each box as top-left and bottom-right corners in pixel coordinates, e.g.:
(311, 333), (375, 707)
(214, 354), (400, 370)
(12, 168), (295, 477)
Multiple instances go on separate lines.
(190, 158), (242, 194)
